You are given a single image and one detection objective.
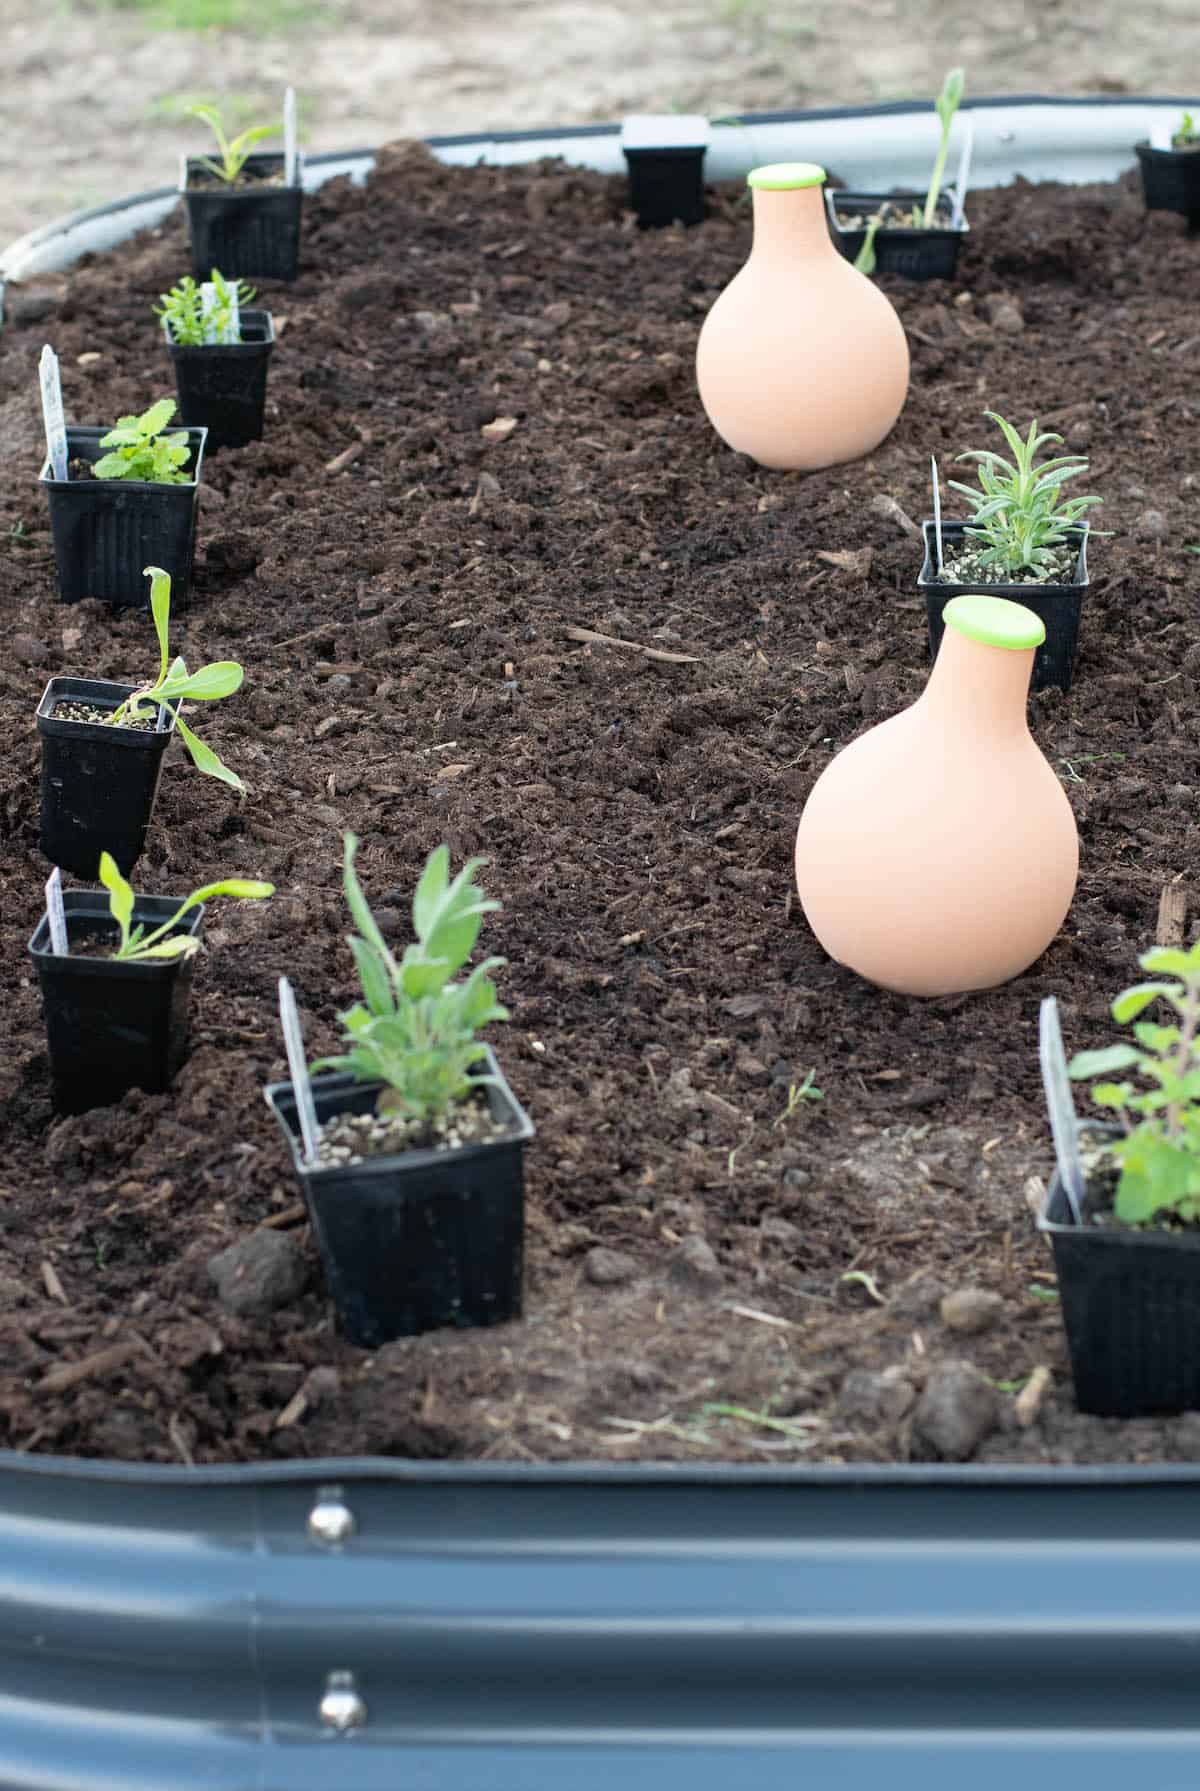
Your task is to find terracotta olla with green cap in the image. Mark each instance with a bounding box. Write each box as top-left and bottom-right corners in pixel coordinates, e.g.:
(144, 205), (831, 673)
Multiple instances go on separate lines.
(695, 162), (909, 471)
(794, 595), (1079, 997)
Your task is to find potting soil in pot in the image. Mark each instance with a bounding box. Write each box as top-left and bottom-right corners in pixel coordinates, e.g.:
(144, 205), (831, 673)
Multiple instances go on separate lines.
(1, 143), (1199, 1466)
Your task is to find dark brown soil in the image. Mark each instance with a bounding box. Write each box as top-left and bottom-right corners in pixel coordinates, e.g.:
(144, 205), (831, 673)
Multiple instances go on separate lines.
(2, 144), (1199, 1469)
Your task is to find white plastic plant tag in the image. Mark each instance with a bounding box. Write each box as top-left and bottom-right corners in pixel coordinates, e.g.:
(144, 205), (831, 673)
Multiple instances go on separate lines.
(178, 151), (189, 192)
(283, 86), (298, 187)
(278, 975), (321, 1166)
(44, 868), (68, 957)
(1150, 120), (1173, 151)
(931, 455), (944, 574)
(1039, 996), (1086, 1226)
(39, 345), (68, 483)
(200, 281), (217, 344)
(951, 121), (973, 229)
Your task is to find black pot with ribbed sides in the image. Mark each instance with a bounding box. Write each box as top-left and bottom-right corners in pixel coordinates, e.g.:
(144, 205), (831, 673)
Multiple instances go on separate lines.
(264, 1048), (533, 1348)
(918, 521), (1089, 693)
(1135, 140), (1200, 225)
(826, 189), (968, 280)
(182, 153), (303, 282)
(29, 892), (204, 1115)
(164, 309), (275, 450)
(1039, 1126), (1200, 1418)
(40, 426), (206, 606)
(36, 676), (177, 879)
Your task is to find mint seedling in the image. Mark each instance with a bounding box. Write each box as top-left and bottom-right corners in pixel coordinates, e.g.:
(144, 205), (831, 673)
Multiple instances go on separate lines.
(314, 834), (509, 1128)
(187, 102), (279, 184)
(98, 850), (273, 963)
(106, 566), (246, 792)
(947, 411), (1104, 578)
(92, 398), (192, 485)
(1069, 940), (1200, 1225)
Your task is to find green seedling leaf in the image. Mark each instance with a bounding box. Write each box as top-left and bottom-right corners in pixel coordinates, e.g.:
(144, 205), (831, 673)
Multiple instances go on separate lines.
(1112, 981), (1183, 1023)
(342, 834), (393, 966)
(349, 937), (396, 1018)
(174, 715), (245, 792)
(159, 661), (245, 702)
(840, 1269), (885, 1304)
(1068, 1044), (1141, 1078)
(98, 851), (134, 954)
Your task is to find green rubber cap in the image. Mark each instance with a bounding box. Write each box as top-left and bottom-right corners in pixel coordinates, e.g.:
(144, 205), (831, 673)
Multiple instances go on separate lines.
(942, 594), (1046, 651)
(747, 162), (826, 191)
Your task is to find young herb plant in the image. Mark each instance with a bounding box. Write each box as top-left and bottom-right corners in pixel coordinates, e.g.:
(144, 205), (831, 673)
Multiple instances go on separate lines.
(1173, 111), (1200, 150)
(105, 566), (246, 791)
(946, 412), (1104, 578)
(187, 102), (278, 184)
(313, 835), (509, 1130)
(97, 850), (273, 963)
(92, 398), (192, 485)
(156, 269), (254, 346)
(1069, 940), (1200, 1225)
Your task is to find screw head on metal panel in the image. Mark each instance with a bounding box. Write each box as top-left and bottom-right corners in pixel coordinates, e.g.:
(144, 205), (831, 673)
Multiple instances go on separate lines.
(320, 1670), (367, 1732)
(307, 1493), (356, 1547)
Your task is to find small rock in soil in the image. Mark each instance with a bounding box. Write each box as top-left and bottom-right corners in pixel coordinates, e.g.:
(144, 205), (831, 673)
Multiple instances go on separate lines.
(11, 634), (48, 667)
(759, 1215), (802, 1247)
(982, 294), (1025, 333)
(585, 1247), (638, 1286)
(0, 1275), (30, 1309)
(939, 1287), (1005, 1334)
(912, 1359), (1000, 1462)
(303, 1366), (341, 1407)
(869, 492), (920, 536)
(207, 1231), (307, 1317)
(1134, 509), (1169, 543)
(669, 1235), (723, 1292)
(838, 1367), (916, 1428)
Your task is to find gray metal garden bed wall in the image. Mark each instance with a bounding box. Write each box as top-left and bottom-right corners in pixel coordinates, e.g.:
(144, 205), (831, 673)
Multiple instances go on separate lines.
(3, 94), (1200, 1791)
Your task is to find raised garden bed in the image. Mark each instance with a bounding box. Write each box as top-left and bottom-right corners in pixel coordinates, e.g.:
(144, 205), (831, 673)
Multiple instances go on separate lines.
(0, 140), (1198, 1469)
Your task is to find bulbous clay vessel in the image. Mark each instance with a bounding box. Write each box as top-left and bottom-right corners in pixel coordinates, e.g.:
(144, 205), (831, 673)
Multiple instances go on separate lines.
(794, 595), (1079, 997)
(696, 162), (909, 471)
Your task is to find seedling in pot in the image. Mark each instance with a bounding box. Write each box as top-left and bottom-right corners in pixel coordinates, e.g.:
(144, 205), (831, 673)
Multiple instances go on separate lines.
(90, 398), (192, 485)
(1068, 940), (1200, 1226)
(156, 269), (255, 346)
(311, 834), (510, 1157)
(95, 851), (272, 962)
(942, 411), (1105, 583)
(1173, 111), (1200, 151)
(101, 566), (247, 791)
(833, 68), (967, 248)
(186, 102), (280, 185)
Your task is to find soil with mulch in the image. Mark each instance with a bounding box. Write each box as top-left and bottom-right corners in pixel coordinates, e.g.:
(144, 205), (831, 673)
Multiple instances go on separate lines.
(1, 143), (1199, 1468)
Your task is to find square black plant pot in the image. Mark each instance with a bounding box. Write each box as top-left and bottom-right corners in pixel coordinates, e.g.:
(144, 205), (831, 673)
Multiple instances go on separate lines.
(918, 521), (1090, 693)
(1135, 140), (1200, 226)
(264, 1047), (533, 1348)
(826, 189), (968, 280)
(36, 676), (177, 880)
(1039, 1128), (1200, 1417)
(29, 891), (204, 1115)
(182, 153), (303, 282)
(620, 115), (709, 227)
(39, 425), (206, 607)
(164, 309), (275, 450)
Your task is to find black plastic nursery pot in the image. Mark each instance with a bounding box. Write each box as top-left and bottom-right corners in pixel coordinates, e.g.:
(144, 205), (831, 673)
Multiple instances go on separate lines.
(182, 153), (303, 282)
(1039, 1129), (1200, 1418)
(918, 520), (1089, 692)
(826, 189), (967, 279)
(620, 117), (709, 227)
(39, 424), (206, 607)
(36, 675), (176, 879)
(164, 308), (275, 450)
(28, 891), (203, 1115)
(265, 1046), (534, 1348)
(1135, 139), (1200, 225)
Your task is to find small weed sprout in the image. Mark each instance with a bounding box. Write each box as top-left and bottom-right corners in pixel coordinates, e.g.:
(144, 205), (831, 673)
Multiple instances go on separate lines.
(1069, 941), (1200, 1226)
(776, 1069), (823, 1125)
(97, 850), (273, 963)
(1173, 111), (1199, 150)
(187, 101), (279, 183)
(105, 567), (246, 791)
(156, 269), (254, 345)
(947, 411), (1104, 577)
(314, 835), (510, 1129)
(92, 398), (192, 485)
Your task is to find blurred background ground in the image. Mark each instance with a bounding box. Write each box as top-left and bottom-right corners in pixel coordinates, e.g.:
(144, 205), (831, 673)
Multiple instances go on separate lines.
(1, 0), (1198, 246)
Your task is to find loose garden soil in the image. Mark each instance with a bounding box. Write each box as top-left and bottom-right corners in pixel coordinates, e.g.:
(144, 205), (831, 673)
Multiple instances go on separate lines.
(1, 143), (1199, 1468)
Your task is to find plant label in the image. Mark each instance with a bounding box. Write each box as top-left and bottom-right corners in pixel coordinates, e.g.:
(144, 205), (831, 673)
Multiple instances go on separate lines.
(44, 868), (68, 957)
(39, 345), (68, 483)
(951, 121), (973, 229)
(178, 152), (188, 192)
(200, 281), (239, 345)
(1150, 122), (1173, 151)
(930, 455), (944, 573)
(278, 975), (321, 1165)
(284, 86), (298, 188)
(1039, 996), (1086, 1225)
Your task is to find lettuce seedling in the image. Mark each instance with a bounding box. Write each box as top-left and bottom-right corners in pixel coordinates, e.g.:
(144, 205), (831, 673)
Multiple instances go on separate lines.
(92, 398), (192, 485)
(1069, 940), (1200, 1225)
(187, 102), (279, 184)
(947, 411), (1104, 578)
(98, 851), (273, 963)
(156, 269), (255, 346)
(313, 834), (509, 1126)
(106, 567), (246, 791)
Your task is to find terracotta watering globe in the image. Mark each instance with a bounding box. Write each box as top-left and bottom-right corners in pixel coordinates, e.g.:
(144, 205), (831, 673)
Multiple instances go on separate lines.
(794, 595), (1079, 997)
(695, 162), (910, 471)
